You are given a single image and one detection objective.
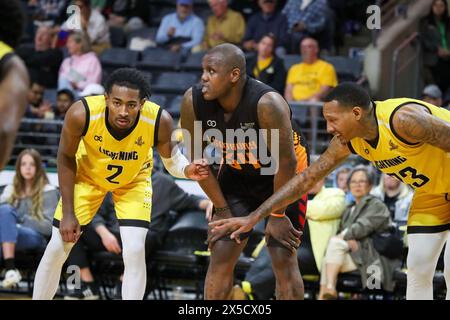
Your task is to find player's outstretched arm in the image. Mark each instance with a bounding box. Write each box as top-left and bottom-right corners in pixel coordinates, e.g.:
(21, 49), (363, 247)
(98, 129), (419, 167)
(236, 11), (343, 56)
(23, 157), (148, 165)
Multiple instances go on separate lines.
(256, 92), (302, 250)
(156, 108), (209, 181)
(0, 56), (29, 170)
(57, 100), (86, 243)
(392, 104), (450, 152)
(209, 136), (351, 242)
(180, 88), (230, 223)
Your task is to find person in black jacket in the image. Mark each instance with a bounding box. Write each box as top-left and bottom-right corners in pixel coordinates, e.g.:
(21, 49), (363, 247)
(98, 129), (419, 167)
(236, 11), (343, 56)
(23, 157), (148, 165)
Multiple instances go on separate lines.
(16, 25), (62, 88)
(63, 170), (212, 300)
(246, 33), (287, 94)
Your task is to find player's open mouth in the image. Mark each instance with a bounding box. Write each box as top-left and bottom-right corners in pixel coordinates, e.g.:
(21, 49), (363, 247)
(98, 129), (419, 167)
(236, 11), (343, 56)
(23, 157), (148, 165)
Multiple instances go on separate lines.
(117, 119), (129, 127)
(202, 86), (208, 93)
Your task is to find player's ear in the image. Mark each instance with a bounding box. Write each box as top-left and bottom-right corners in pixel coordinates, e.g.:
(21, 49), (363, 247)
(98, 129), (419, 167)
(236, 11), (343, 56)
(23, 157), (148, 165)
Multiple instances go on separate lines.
(230, 68), (241, 84)
(352, 106), (363, 120)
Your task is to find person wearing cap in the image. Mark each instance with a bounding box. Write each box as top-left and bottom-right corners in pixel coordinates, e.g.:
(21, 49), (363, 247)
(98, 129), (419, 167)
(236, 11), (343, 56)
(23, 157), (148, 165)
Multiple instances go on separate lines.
(422, 84), (443, 107)
(242, 0), (289, 55)
(155, 0), (205, 54)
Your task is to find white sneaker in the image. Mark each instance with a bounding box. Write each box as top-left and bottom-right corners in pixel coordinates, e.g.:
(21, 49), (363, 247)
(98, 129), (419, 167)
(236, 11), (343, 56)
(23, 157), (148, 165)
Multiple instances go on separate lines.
(2, 269), (22, 289)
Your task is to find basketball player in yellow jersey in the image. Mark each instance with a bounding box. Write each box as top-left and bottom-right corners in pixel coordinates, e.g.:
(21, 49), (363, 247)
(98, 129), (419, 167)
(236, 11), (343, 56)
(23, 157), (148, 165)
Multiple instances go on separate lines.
(0, 0), (29, 170)
(33, 68), (208, 300)
(210, 82), (450, 300)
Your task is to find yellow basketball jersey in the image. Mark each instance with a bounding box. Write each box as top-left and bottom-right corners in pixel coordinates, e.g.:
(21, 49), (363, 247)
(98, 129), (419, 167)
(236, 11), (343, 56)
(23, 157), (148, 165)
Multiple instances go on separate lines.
(349, 98), (450, 194)
(75, 95), (162, 190)
(0, 41), (14, 75)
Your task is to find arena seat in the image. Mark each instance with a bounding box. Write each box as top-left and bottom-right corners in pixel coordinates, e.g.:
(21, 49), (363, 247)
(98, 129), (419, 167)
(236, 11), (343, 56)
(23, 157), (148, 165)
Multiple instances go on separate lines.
(100, 48), (139, 69)
(109, 26), (126, 48)
(180, 51), (205, 73)
(137, 48), (182, 71)
(152, 72), (199, 95)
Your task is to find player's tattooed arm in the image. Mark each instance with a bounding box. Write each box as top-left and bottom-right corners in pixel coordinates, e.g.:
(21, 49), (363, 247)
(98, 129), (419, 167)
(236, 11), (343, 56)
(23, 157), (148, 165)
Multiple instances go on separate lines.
(257, 92), (297, 213)
(393, 104), (450, 152)
(180, 88), (229, 218)
(252, 135), (351, 221)
(209, 136), (351, 241)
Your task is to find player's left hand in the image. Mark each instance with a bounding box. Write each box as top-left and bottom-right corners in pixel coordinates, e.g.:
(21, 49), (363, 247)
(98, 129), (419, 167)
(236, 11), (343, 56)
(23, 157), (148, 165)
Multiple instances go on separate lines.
(208, 214), (259, 245)
(184, 159), (209, 181)
(265, 216), (302, 252)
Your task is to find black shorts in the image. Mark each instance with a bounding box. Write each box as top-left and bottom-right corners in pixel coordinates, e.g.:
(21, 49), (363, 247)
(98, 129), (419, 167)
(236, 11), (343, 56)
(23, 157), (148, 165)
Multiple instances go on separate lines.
(213, 194), (307, 248)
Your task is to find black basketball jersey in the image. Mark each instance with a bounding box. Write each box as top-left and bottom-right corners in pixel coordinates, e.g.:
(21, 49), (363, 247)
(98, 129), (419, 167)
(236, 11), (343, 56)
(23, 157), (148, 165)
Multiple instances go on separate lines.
(192, 77), (303, 201)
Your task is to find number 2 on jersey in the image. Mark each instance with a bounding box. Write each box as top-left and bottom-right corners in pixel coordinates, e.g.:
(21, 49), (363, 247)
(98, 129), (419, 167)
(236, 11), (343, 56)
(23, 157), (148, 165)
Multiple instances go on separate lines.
(106, 165), (123, 184)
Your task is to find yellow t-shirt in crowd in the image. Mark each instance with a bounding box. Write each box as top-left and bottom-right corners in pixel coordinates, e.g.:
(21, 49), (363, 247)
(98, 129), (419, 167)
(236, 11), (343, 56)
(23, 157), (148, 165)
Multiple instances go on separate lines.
(205, 9), (245, 48)
(286, 59), (338, 100)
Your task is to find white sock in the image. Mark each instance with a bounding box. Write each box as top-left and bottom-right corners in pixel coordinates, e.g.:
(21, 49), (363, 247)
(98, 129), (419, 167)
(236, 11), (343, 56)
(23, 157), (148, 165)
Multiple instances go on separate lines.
(120, 226), (148, 300)
(406, 231), (449, 300)
(32, 227), (76, 300)
(443, 232), (450, 300)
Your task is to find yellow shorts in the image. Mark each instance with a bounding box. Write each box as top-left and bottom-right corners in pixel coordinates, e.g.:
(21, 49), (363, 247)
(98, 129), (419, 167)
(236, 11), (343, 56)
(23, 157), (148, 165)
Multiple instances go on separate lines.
(53, 174), (153, 229)
(407, 192), (450, 234)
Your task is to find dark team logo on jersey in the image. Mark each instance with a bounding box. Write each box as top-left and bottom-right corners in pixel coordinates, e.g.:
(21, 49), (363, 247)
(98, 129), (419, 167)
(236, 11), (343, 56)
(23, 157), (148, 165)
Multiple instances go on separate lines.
(94, 135), (103, 142)
(389, 140), (398, 151)
(135, 136), (145, 146)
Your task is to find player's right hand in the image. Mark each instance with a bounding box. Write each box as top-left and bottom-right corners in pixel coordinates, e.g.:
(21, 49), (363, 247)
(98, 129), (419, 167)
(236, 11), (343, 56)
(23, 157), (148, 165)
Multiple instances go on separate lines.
(60, 214), (81, 243)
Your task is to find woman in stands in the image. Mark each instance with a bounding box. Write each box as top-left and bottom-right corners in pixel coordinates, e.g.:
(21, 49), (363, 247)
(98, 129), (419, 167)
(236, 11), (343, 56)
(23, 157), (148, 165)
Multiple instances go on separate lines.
(0, 149), (59, 288)
(371, 173), (413, 226)
(246, 33), (287, 94)
(58, 31), (102, 98)
(318, 166), (397, 300)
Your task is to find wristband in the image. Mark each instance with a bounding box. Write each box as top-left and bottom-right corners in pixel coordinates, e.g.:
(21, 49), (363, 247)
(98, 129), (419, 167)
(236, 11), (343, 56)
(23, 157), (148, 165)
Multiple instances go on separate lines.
(270, 212), (285, 218)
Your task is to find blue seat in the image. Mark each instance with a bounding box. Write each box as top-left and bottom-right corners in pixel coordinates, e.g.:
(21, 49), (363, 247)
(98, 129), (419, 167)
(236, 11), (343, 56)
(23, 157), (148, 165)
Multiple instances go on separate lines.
(149, 94), (167, 108)
(323, 56), (363, 82)
(152, 72), (198, 95)
(100, 48), (139, 68)
(181, 51), (205, 72)
(137, 48), (181, 71)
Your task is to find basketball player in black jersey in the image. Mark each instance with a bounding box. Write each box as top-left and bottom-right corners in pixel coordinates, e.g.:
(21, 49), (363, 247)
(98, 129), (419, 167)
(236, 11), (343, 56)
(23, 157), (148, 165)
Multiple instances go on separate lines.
(181, 43), (309, 300)
(0, 0), (29, 170)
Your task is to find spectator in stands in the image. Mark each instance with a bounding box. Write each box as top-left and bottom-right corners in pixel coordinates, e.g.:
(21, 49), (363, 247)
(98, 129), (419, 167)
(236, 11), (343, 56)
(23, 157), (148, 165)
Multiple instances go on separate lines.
(242, 0), (289, 55)
(203, 0), (246, 50)
(306, 178), (346, 275)
(246, 33), (287, 93)
(61, 0), (110, 55)
(0, 149), (59, 289)
(282, 0), (328, 54)
(155, 0), (205, 55)
(63, 171), (212, 299)
(25, 79), (52, 120)
(21, 78), (54, 148)
(371, 173), (413, 226)
(318, 166), (394, 300)
(333, 165), (354, 204)
(421, 84), (443, 107)
(58, 31), (102, 98)
(53, 89), (75, 120)
(231, 177), (346, 300)
(17, 25), (63, 88)
(420, 0), (450, 93)
(106, 0), (150, 32)
(27, 0), (68, 26)
(285, 37), (337, 125)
